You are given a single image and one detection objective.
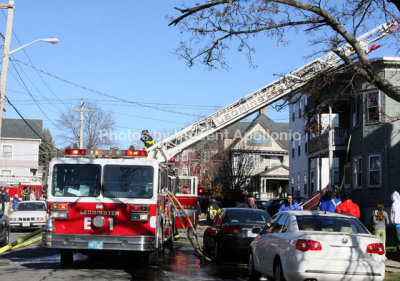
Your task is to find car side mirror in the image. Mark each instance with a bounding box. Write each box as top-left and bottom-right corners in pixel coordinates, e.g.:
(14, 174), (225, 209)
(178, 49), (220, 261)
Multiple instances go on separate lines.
(252, 227), (261, 234)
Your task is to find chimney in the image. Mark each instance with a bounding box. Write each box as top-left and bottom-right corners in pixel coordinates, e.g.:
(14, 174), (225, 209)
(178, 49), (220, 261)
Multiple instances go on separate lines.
(259, 107), (266, 115)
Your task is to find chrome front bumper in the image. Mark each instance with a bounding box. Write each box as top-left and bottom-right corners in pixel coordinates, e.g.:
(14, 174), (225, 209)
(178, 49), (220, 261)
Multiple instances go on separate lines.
(42, 233), (155, 251)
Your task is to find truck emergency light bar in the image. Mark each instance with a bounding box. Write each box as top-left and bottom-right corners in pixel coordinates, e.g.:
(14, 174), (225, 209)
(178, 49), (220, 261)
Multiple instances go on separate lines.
(64, 149), (148, 158)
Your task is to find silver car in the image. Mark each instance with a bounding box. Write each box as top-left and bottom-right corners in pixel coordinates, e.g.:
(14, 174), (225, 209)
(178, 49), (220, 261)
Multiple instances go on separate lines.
(10, 201), (46, 230)
(248, 210), (385, 281)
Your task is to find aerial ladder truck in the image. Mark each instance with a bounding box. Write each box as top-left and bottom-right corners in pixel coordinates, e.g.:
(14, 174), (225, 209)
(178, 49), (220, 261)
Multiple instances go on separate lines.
(147, 19), (399, 210)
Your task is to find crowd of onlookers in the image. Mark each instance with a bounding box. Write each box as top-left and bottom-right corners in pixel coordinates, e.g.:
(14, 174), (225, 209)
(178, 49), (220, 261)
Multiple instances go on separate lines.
(206, 187), (400, 252)
(0, 187), (45, 216)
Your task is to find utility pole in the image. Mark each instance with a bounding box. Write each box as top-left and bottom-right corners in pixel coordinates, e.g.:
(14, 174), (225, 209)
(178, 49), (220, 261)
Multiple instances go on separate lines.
(72, 100), (93, 149)
(0, 0), (15, 140)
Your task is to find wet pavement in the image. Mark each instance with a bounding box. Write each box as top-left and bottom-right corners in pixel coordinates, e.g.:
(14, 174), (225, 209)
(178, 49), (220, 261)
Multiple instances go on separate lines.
(0, 228), (252, 281)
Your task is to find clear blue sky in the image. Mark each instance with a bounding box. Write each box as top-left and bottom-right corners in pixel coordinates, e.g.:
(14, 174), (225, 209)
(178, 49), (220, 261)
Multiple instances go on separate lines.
(1, 0), (396, 148)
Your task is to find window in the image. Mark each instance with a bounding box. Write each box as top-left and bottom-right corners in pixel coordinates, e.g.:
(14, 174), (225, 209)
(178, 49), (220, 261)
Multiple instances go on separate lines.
(299, 100), (302, 118)
(367, 92), (380, 123)
(292, 112), (295, 121)
(305, 133), (308, 153)
(270, 157), (280, 168)
(52, 164), (101, 197)
(291, 138), (295, 158)
(369, 154), (381, 187)
(104, 165), (154, 198)
(1, 170), (11, 175)
(182, 151), (188, 161)
(2, 145), (12, 159)
(182, 168), (189, 176)
(352, 156), (362, 188)
(298, 138), (301, 156)
(296, 215), (368, 233)
(248, 154), (255, 166)
(310, 171), (315, 193)
(297, 174), (301, 191)
(248, 132), (270, 145)
(204, 152), (209, 162)
(304, 172), (307, 195)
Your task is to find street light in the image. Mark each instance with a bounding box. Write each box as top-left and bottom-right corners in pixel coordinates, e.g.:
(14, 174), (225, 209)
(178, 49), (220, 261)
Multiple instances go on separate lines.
(9, 37), (59, 55)
(0, 36), (59, 138)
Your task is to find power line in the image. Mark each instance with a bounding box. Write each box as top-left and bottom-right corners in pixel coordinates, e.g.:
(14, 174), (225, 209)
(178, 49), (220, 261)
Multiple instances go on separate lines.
(4, 95), (62, 153)
(12, 59), (207, 118)
(8, 59), (58, 127)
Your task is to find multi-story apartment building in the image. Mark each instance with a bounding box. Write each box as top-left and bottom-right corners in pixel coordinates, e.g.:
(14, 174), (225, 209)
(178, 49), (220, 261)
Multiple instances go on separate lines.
(290, 57), (400, 219)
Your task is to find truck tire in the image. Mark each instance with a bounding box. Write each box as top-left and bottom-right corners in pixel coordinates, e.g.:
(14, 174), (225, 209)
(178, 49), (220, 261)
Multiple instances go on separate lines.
(147, 250), (158, 266)
(60, 250), (73, 266)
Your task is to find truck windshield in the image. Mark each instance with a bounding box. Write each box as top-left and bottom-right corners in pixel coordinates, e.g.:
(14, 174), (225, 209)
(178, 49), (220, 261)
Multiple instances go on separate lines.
(103, 165), (154, 199)
(52, 164), (101, 197)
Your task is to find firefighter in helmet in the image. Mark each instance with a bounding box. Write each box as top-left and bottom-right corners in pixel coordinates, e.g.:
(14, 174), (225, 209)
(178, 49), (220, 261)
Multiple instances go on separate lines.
(140, 130), (155, 150)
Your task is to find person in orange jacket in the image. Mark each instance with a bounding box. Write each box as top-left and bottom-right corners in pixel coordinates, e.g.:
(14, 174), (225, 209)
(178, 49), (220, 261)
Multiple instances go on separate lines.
(336, 192), (360, 219)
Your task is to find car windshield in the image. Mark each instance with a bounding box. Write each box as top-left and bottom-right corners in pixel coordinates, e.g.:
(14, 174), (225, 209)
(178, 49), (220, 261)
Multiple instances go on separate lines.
(225, 210), (271, 223)
(296, 215), (369, 234)
(16, 202), (46, 212)
(52, 164), (101, 197)
(103, 165), (153, 199)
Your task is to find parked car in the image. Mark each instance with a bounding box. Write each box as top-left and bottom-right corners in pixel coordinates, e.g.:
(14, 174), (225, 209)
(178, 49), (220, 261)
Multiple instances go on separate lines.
(254, 200), (268, 210)
(0, 208), (10, 246)
(9, 201), (46, 231)
(248, 210), (385, 281)
(203, 208), (271, 262)
(265, 197), (306, 216)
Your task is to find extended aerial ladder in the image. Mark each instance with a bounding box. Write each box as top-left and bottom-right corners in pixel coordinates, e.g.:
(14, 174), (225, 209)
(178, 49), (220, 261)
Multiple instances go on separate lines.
(148, 20), (399, 163)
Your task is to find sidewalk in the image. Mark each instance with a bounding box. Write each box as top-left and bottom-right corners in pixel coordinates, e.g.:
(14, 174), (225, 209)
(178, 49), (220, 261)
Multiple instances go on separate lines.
(386, 250), (400, 273)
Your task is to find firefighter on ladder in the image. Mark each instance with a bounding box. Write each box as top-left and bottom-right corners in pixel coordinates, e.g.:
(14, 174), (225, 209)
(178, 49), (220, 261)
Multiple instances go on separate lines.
(140, 130), (155, 150)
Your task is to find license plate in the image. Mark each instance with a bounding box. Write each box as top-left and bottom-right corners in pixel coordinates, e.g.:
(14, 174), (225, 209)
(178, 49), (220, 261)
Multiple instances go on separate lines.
(88, 241), (103, 249)
(334, 247), (352, 257)
(22, 222), (30, 227)
(247, 230), (257, 237)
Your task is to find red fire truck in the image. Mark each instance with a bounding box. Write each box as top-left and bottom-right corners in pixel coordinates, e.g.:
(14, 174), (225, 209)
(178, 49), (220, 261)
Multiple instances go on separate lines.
(3, 184), (46, 200)
(170, 176), (199, 233)
(42, 148), (174, 265)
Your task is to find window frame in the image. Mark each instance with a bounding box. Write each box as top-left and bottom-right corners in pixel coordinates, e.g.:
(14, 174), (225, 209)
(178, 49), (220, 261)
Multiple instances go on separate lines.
(352, 156), (362, 189)
(366, 91), (381, 124)
(368, 154), (381, 187)
(182, 151), (188, 161)
(2, 144), (13, 159)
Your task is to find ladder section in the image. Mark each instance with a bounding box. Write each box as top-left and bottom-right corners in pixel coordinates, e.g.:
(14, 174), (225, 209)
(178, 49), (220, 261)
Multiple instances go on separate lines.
(148, 20), (399, 163)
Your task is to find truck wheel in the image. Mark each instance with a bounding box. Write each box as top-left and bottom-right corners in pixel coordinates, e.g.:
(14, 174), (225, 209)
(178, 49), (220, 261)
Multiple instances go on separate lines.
(147, 250), (158, 266)
(60, 250), (73, 266)
(0, 227), (9, 246)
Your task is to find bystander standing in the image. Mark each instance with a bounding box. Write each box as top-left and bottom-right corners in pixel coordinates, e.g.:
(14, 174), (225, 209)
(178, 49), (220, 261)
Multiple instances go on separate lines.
(279, 194), (302, 212)
(3, 189), (10, 215)
(391, 191), (400, 252)
(372, 202), (389, 249)
(336, 192), (360, 219)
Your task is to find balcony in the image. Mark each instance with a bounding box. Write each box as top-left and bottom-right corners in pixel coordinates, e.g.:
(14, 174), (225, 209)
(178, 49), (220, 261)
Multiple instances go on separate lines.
(307, 129), (350, 155)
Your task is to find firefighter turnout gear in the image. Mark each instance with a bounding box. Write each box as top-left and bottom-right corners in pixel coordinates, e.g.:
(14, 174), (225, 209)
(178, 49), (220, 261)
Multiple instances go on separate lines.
(141, 130), (155, 150)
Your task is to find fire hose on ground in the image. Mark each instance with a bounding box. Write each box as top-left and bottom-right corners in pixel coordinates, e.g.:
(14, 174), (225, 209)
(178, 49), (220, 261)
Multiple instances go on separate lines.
(166, 190), (212, 262)
(0, 228), (43, 254)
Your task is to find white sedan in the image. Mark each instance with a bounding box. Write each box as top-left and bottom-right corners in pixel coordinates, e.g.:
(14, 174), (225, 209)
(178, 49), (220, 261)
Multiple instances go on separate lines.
(10, 201), (46, 230)
(248, 210), (385, 281)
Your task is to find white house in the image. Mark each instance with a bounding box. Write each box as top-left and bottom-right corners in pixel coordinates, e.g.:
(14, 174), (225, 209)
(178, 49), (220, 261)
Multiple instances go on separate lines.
(0, 118), (42, 186)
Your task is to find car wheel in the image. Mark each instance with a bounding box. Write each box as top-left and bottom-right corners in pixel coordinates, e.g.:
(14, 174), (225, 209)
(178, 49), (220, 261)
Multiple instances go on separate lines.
(0, 227), (9, 247)
(60, 250), (73, 266)
(212, 239), (222, 262)
(248, 251), (261, 281)
(274, 259), (286, 281)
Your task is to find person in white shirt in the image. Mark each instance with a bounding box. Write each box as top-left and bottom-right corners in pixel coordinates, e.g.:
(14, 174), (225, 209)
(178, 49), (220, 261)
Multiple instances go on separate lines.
(29, 191), (36, 201)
